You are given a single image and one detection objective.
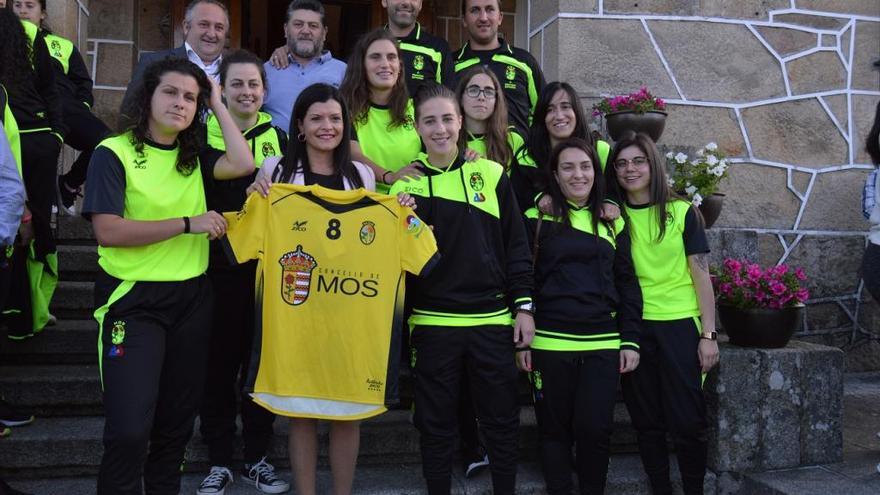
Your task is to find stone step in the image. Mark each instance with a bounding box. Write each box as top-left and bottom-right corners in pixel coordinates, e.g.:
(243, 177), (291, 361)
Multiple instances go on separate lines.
(0, 404), (638, 479)
(3, 456), (717, 495)
(55, 216), (95, 242)
(50, 281), (94, 319)
(0, 320), (97, 365)
(56, 244), (98, 281)
(0, 365), (101, 416)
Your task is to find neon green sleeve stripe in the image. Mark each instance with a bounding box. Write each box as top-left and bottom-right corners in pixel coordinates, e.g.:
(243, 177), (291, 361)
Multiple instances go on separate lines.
(409, 313), (513, 328)
(412, 307), (510, 318)
(531, 335), (622, 352)
(455, 58), (480, 73)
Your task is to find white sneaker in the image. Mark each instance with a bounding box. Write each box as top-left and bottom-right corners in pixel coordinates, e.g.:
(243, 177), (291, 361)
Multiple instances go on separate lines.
(243, 457), (290, 493)
(197, 466), (233, 495)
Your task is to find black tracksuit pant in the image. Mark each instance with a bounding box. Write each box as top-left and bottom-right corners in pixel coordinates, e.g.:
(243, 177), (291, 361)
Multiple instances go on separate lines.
(199, 260), (275, 467)
(60, 100), (111, 188)
(411, 324), (520, 495)
(20, 132), (59, 260)
(621, 318), (707, 495)
(531, 349), (619, 495)
(95, 272), (213, 495)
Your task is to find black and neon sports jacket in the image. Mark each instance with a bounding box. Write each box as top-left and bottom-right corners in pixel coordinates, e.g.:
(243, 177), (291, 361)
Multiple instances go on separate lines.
(453, 39), (545, 136)
(390, 154), (533, 327)
(9, 21), (64, 137)
(395, 23), (453, 96)
(42, 31), (95, 107)
(525, 207), (641, 352)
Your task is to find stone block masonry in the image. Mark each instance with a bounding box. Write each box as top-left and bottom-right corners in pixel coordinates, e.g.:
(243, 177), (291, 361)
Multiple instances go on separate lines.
(527, 1), (880, 368)
(705, 341), (844, 473)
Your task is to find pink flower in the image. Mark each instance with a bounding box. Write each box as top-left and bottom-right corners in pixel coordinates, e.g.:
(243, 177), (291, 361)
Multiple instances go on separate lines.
(770, 282), (787, 296)
(747, 265), (762, 281)
(795, 288), (810, 302)
(724, 259), (742, 273)
(794, 268), (807, 281)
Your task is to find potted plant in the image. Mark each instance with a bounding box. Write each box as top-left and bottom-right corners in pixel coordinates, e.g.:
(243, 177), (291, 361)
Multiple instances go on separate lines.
(712, 258), (810, 348)
(665, 142), (729, 228)
(592, 86), (668, 141)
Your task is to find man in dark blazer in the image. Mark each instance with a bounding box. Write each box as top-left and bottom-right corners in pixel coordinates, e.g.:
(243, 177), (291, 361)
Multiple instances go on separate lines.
(120, 0), (229, 113)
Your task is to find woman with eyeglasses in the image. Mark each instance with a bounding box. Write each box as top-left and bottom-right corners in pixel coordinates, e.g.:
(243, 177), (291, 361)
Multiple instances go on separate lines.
(608, 131), (719, 495)
(456, 66), (524, 171)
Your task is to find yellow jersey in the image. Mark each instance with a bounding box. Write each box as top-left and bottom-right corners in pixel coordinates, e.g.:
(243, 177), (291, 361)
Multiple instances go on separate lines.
(223, 184), (439, 420)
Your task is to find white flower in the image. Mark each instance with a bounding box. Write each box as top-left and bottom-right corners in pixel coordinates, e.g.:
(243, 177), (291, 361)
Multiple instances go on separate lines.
(705, 142), (718, 151)
(667, 177), (675, 187)
(666, 151), (674, 159)
(685, 185), (697, 196)
(719, 159), (727, 168)
(691, 159), (701, 166)
(674, 152), (688, 164)
(696, 149), (705, 157)
(713, 166), (725, 177)
(692, 193), (703, 206)
(706, 154), (719, 166)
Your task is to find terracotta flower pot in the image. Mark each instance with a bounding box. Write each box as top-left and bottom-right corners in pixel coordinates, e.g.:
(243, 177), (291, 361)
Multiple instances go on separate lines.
(605, 110), (668, 142)
(698, 193), (725, 229)
(717, 304), (804, 348)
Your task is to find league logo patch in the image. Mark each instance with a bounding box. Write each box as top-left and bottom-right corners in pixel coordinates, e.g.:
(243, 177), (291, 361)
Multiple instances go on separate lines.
(413, 54), (425, 71)
(108, 345), (125, 358)
(261, 142), (276, 158)
(472, 192), (486, 203)
(111, 321), (126, 345)
(469, 172), (484, 191)
(405, 215), (424, 238)
(279, 245), (318, 306)
(359, 221), (376, 245)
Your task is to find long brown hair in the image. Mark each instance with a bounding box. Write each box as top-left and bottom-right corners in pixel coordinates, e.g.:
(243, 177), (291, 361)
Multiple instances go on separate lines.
(340, 29), (409, 129)
(456, 66), (512, 169)
(608, 131), (700, 241)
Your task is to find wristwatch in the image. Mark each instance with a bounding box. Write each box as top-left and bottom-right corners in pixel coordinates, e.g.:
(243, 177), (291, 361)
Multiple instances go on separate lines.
(515, 302), (535, 315)
(700, 330), (717, 341)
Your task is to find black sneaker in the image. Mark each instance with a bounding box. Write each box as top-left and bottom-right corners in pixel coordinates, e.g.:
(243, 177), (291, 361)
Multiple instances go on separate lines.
(463, 453), (490, 479)
(243, 457), (289, 493)
(0, 400), (34, 428)
(196, 466), (233, 495)
(55, 175), (82, 216)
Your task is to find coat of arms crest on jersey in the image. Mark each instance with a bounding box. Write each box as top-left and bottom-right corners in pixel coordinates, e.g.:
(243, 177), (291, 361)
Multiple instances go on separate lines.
(505, 65), (516, 81)
(413, 54), (425, 72)
(279, 245), (318, 306)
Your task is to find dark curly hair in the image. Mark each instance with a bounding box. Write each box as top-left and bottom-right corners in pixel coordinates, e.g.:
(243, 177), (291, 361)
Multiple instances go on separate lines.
(119, 58), (211, 176)
(0, 8), (36, 93)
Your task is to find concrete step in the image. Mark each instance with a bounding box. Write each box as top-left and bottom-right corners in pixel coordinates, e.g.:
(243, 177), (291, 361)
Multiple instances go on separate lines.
(5, 456), (717, 495)
(50, 281), (94, 319)
(56, 245), (98, 280)
(0, 320), (97, 365)
(0, 365), (101, 416)
(55, 216), (94, 242)
(0, 403), (638, 478)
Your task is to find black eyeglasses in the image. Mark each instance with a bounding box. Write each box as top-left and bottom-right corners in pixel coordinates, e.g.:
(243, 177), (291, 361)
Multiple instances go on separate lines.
(464, 85), (497, 99)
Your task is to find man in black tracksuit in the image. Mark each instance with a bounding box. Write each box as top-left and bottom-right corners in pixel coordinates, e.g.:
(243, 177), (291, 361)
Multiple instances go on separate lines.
(454, 0), (546, 137)
(382, 0), (455, 95)
(391, 152), (533, 495)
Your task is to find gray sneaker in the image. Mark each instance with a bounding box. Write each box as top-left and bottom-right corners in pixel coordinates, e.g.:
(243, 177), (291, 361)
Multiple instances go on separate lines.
(197, 466), (233, 495)
(243, 457), (290, 493)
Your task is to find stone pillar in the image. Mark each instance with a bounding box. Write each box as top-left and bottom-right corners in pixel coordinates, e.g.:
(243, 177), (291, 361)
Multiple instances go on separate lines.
(705, 341), (844, 473)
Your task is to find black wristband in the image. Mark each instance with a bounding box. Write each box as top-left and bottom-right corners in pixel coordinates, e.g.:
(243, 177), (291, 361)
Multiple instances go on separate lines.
(183, 216), (190, 234)
(382, 171), (392, 184)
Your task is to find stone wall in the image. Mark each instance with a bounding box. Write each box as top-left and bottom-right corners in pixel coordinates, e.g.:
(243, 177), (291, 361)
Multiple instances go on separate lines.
(527, 0), (880, 370)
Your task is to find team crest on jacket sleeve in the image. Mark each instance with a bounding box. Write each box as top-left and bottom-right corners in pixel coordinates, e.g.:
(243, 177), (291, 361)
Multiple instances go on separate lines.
(279, 245), (318, 306)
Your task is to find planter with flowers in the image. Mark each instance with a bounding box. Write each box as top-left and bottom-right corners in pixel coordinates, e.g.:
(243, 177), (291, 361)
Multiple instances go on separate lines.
(666, 142), (729, 228)
(712, 258), (810, 348)
(592, 87), (667, 142)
